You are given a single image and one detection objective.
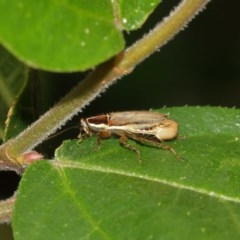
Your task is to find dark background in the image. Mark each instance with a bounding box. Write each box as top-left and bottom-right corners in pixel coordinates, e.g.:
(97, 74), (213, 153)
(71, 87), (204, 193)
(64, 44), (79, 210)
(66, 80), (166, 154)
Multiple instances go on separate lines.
(1, 0), (240, 238)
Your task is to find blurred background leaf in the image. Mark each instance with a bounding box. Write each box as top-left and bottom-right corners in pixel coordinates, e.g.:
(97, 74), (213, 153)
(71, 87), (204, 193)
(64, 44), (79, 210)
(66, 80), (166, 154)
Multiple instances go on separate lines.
(118, 0), (161, 30)
(0, 0), (161, 71)
(0, 46), (28, 142)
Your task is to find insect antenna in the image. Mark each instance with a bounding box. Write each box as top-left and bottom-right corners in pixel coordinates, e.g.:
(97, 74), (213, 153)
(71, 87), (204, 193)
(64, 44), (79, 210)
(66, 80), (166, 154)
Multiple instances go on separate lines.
(46, 125), (79, 141)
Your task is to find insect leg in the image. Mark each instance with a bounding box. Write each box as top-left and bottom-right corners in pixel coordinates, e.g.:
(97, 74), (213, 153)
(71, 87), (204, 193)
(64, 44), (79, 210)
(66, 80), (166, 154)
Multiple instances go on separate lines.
(119, 134), (140, 156)
(127, 133), (183, 160)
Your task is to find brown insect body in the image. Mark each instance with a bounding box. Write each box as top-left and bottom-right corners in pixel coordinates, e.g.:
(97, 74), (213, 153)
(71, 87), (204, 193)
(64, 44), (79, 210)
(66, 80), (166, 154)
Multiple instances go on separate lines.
(80, 111), (180, 159)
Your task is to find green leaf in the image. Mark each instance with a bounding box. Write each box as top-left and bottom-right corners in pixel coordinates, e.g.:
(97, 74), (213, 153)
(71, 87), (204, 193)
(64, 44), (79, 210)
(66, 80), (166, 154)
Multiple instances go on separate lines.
(0, 0), (123, 72)
(0, 46), (28, 141)
(0, 1), (161, 72)
(3, 75), (40, 141)
(12, 107), (240, 239)
(118, 0), (161, 30)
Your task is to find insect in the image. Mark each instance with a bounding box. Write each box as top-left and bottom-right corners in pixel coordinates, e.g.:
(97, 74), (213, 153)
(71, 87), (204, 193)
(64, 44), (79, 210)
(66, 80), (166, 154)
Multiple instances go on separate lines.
(79, 111), (181, 159)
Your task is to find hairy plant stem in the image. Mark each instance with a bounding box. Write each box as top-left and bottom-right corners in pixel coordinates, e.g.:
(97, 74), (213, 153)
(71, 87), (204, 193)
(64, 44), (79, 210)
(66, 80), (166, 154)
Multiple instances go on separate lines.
(0, 192), (16, 223)
(0, 0), (211, 172)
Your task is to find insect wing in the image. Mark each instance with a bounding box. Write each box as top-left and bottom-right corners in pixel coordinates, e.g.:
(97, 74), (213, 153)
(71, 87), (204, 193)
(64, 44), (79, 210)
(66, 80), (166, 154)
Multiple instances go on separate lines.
(109, 111), (167, 129)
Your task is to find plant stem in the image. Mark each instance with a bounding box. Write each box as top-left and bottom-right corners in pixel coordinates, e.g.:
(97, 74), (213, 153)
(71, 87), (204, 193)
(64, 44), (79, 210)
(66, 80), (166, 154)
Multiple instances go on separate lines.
(0, 0), (211, 171)
(0, 193), (16, 223)
(121, 0), (211, 69)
